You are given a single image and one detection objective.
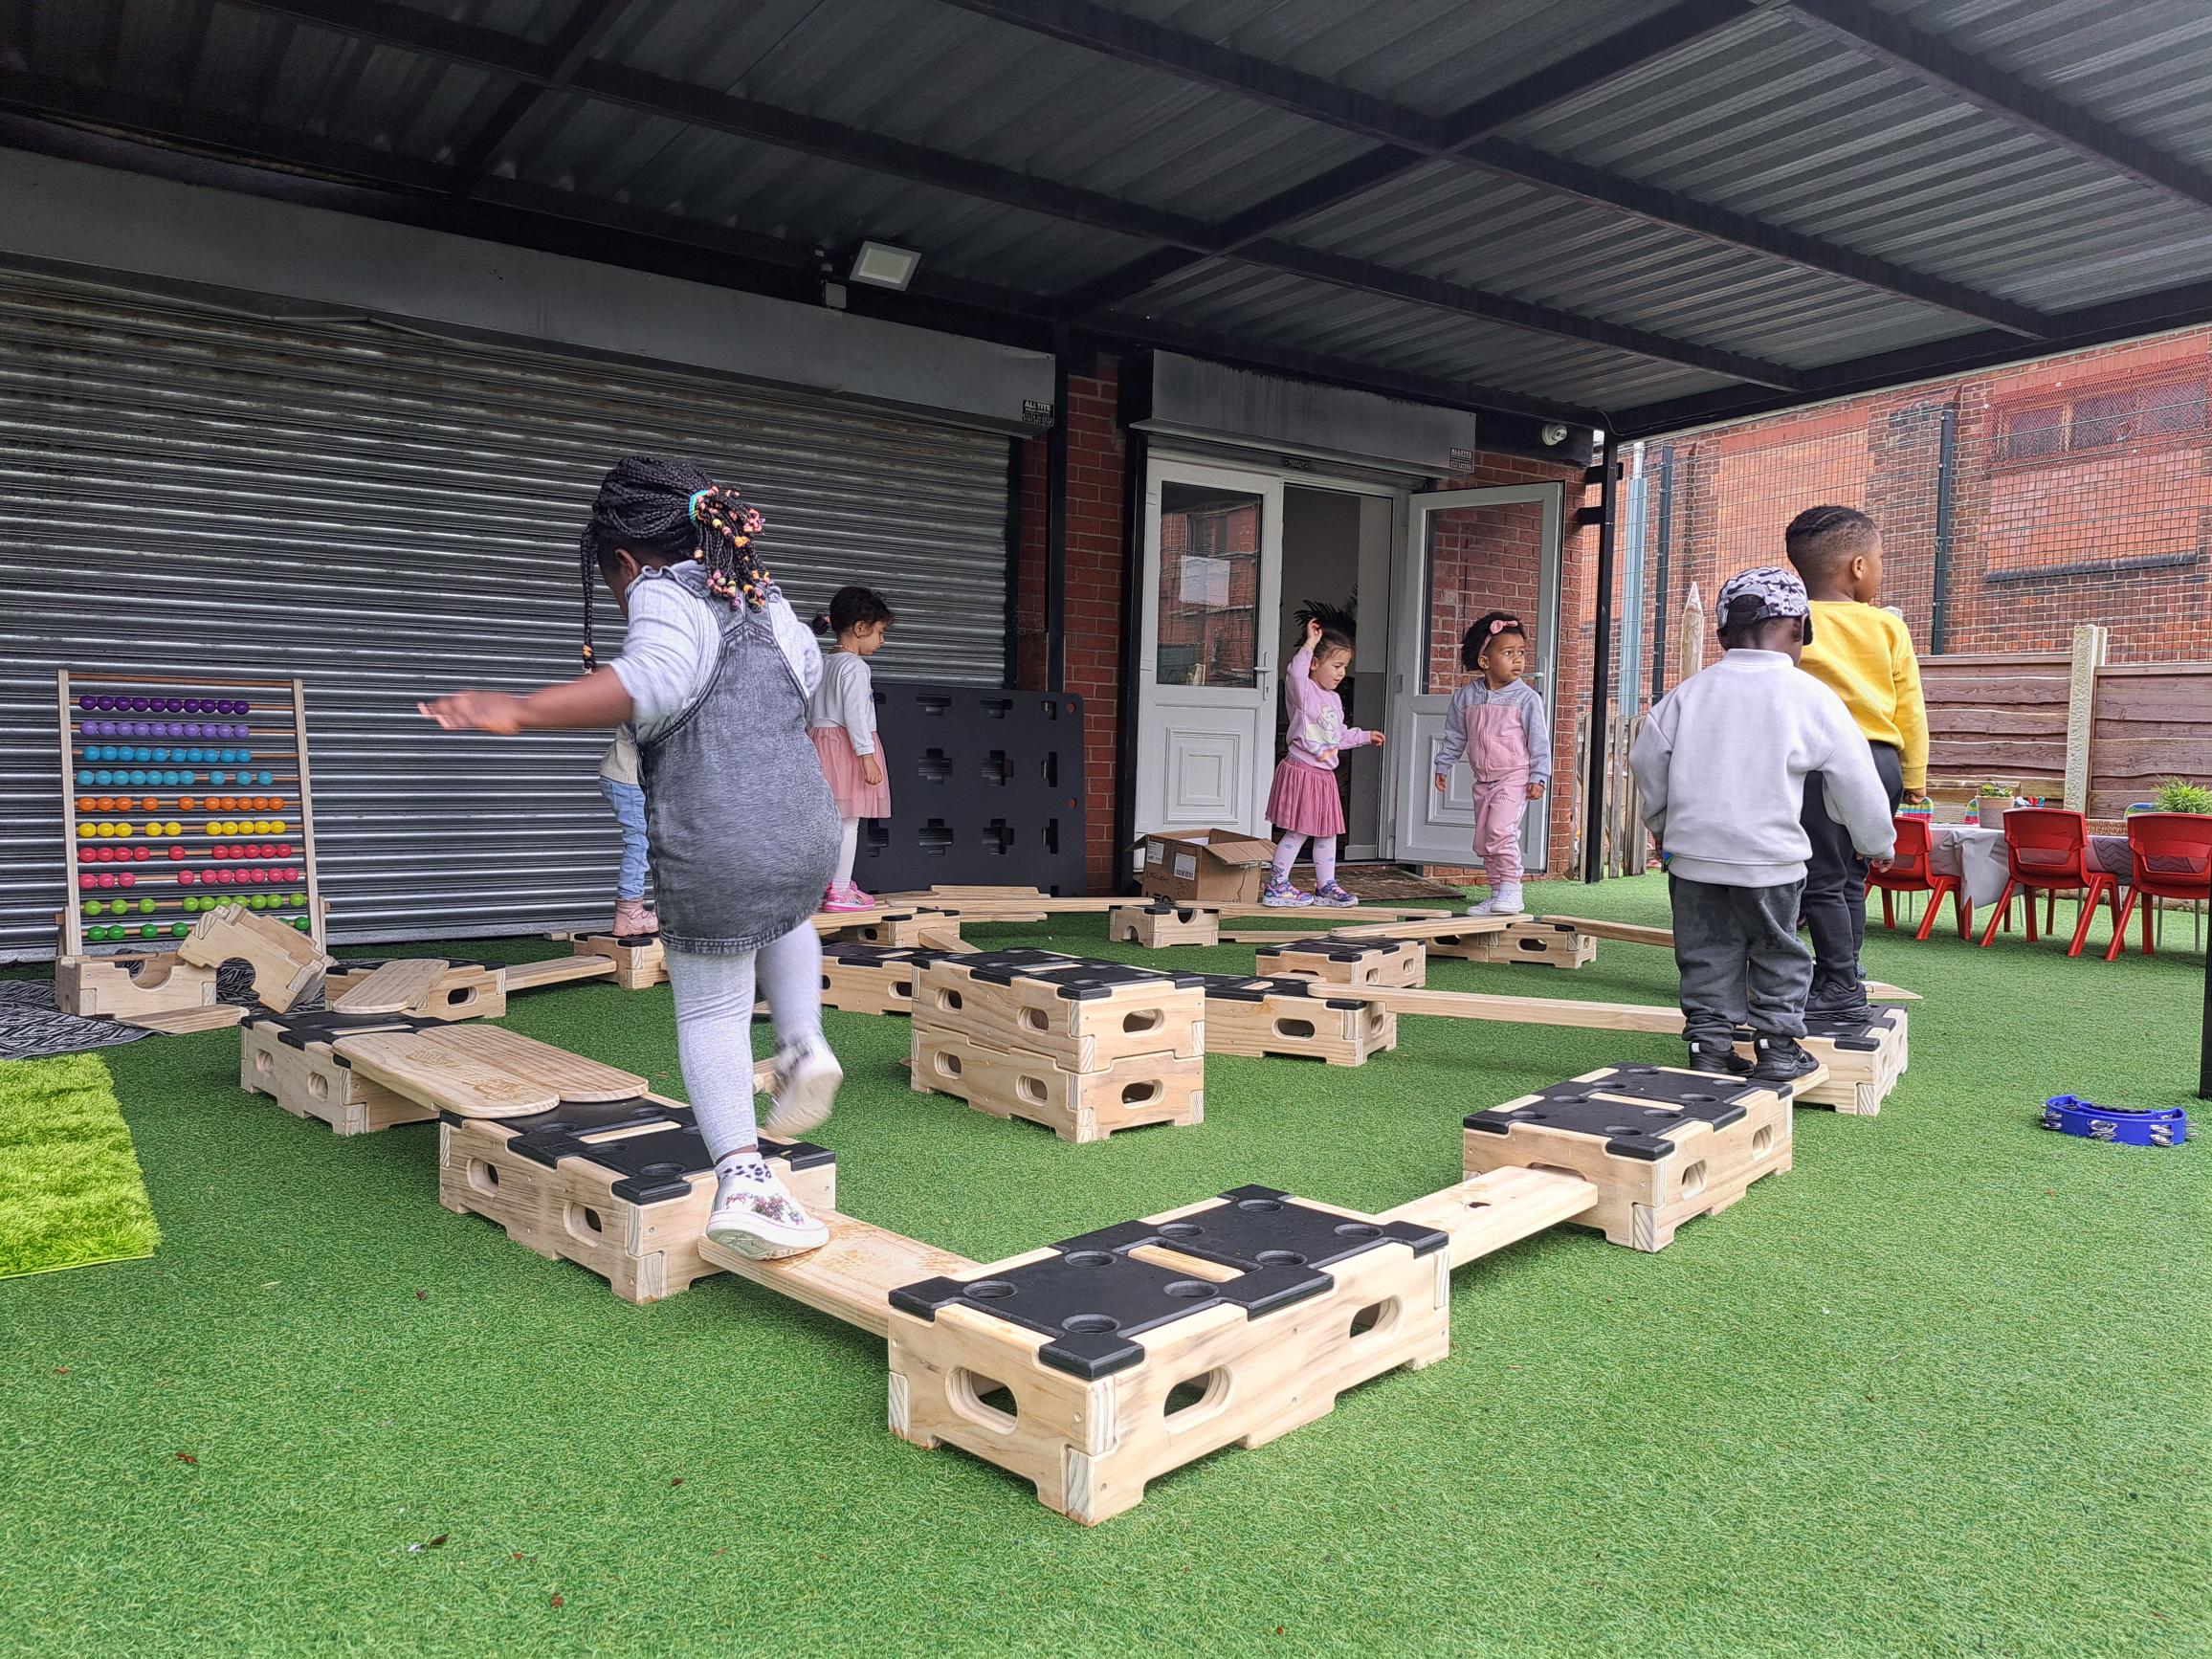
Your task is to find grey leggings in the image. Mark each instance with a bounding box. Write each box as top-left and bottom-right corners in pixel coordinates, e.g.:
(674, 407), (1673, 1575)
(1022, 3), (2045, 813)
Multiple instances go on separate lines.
(664, 922), (827, 1160)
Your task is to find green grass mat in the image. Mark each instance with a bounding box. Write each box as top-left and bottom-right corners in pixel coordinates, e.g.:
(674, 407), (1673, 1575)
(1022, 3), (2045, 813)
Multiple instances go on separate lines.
(0, 1052), (161, 1280)
(1, 878), (2205, 1655)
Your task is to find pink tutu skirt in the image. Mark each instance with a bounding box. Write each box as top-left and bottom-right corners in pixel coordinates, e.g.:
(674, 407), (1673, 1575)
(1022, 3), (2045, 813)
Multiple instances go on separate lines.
(1266, 759), (1344, 837)
(810, 727), (892, 820)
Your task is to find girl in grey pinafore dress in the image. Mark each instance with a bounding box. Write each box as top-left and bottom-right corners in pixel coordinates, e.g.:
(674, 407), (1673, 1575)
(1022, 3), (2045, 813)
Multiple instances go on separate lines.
(418, 456), (846, 1263)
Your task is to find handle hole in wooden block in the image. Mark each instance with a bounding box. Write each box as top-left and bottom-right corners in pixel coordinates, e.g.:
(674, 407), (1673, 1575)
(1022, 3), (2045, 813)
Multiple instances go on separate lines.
(307, 1072), (329, 1102)
(1020, 1007), (1049, 1032)
(937, 988), (963, 1011)
(565, 1204), (604, 1241)
(467, 1159), (500, 1195)
(1120, 1080), (1161, 1106)
(1272, 1018), (1316, 1039)
(1752, 1126), (1774, 1157)
(949, 1369), (1019, 1433)
(1016, 1073), (1049, 1106)
(253, 1050), (272, 1075)
(1163, 1368), (1231, 1427)
(935, 1052), (963, 1079)
(1679, 1160), (1708, 1200)
(1348, 1298), (1399, 1340)
(1121, 1008), (1162, 1034)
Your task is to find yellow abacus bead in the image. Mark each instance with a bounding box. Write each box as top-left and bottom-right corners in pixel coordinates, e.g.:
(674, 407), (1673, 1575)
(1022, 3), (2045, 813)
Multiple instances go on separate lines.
(117, 822), (134, 837)
(77, 824), (94, 839)
(94, 823), (113, 838)
(273, 820), (287, 834)
(166, 821), (182, 836)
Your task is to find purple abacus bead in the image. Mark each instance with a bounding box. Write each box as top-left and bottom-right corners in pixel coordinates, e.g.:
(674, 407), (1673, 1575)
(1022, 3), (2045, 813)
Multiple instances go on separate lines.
(77, 696), (94, 712)
(128, 697), (146, 711)
(166, 697), (183, 712)
(215, 700), (234, 716)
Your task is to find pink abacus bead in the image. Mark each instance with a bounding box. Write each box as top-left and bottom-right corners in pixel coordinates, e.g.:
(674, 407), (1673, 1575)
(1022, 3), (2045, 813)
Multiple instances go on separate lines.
(120, 872), (136, 888)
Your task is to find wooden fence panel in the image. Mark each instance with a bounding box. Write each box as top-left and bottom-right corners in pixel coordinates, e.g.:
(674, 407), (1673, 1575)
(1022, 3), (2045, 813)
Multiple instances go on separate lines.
(1920, 653), (2068, 790)
(2090, 663), (2212, 818)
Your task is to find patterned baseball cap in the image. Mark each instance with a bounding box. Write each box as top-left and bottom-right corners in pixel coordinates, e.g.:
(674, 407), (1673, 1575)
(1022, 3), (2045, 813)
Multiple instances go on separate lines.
(1716, 564), (1814, 638)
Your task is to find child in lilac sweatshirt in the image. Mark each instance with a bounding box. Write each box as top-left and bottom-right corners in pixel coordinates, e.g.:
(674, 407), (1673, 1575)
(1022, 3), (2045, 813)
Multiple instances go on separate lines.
(1263, 619), (1385, 907)
(1434, 611), (1552, 917)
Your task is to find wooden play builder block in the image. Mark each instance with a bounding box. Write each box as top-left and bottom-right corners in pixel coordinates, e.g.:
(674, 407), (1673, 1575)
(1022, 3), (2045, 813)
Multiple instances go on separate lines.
(324, 958), (506, 1021)
(54, 951), (219, 1019)
(819, 942), (958, 1016)
(1458, 918), (1600, 970)
(439, 1098), (835, 1304)
(331, 958), (453, 1014)
(1252, 935), (1427, 987)
(178, 901), (328, 1010)
(885, 1186), (1454, 1526)
(1108, 899), (1220, 948)
(1741, 1006), (1908, 1116)
(573, 932), (668, 989)
(914, 950), (1205, 1073)
(239, 1009), (439, 1136)
(1462, 1063), (1802, 1251)
(1194, 974), (1396, 1067)
(912, 1024), (1205, 1142)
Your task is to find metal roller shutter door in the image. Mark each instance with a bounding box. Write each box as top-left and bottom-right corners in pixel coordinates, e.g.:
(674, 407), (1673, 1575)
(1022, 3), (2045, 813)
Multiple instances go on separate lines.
(0, 271), (1013, 959)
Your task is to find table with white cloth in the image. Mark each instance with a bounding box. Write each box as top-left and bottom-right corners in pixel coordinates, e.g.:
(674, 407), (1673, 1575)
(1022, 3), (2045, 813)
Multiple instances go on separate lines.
(1923, 825), (2133, 911)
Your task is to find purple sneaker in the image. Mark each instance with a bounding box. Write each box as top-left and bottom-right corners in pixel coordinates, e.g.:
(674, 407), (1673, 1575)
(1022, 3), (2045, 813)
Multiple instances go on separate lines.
(1260, 874), (1313, 908)
(1311, 882), (1359, 908)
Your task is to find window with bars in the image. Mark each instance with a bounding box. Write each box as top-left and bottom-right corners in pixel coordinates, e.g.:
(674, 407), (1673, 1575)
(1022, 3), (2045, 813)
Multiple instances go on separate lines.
(1996, 378), (2209, 464)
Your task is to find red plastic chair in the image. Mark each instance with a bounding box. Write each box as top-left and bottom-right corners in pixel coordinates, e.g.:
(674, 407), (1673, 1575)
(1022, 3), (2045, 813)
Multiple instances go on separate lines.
(2104, 814), (2212, 962)
(1977, 807), (2122, 958)
(1867, 815), (1969, 940)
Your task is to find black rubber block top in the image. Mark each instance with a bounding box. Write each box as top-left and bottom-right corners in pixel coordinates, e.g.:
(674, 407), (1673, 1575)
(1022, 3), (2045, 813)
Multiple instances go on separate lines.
(889, 1186), (1442, 1381)
(1465, 1066), (1757, 1161)
(959, 949), (1205, 998)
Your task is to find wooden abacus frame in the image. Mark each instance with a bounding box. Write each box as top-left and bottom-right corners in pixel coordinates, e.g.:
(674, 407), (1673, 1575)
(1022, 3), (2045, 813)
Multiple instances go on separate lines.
(56, 670), (326, 960)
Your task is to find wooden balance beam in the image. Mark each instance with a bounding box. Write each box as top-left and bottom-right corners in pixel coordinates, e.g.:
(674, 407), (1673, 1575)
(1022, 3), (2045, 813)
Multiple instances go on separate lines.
(1533, 916), (1919, 1001)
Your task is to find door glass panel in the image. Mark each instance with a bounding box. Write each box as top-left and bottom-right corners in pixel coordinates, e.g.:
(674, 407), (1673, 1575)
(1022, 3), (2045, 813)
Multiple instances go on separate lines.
(1157, 482), (1262, 688)
(1420, 499), (1550, 697)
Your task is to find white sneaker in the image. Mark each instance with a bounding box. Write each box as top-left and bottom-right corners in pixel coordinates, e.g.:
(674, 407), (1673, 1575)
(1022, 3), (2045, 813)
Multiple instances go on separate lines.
(1492, 883), (1525, 916)
(763, 1045), (842, 1139)
(1464, 894), (1495, 917)
(705, 1177), (829, 1259)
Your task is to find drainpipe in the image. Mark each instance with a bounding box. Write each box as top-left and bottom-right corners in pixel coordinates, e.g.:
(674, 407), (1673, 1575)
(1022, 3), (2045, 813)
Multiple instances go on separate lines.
(1581, 430), (1618, 884)
(1650, 443), (1674, 702)
(1045, 333), (1071, 692)
(1930, 400), (1957, 655)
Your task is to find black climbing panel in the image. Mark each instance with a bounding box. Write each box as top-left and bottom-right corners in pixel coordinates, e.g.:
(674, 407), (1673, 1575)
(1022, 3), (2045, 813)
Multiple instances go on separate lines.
(956, 948), (1204, 998)
(854, 684), (1086, 896)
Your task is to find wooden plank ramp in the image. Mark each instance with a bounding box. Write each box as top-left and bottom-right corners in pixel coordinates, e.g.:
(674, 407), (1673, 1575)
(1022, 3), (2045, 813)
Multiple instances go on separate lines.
(697, 1213), (981, 1339)
(503, 954), (619, 992)
(1534, 916), (1918, 1000)
(122, 1003), (248, 1035)
(332, 958), (452, 1014)
(427, 1024), (646, 1102)
(331, 1029), (558, 1119)
(1330, 984), (1685, 1034)
(1380, 1167), (1600, 1269)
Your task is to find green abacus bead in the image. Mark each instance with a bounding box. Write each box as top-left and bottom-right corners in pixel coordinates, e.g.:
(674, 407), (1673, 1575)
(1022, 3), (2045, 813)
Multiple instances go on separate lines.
(292, 891), (307, 906)
(172, 921), (188, 937)
(294, 917), (310, 932)
(139, 896), (155, 914)
(85, 899), (103, 917)
(140, 923), (158, 940)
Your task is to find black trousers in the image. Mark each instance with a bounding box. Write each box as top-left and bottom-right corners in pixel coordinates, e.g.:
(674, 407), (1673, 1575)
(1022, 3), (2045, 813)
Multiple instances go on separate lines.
(1799, 741), (1903, 1003)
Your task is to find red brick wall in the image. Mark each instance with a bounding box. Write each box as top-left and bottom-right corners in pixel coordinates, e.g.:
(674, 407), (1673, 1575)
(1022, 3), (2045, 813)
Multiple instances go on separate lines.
(1640, 328), (2212, 678)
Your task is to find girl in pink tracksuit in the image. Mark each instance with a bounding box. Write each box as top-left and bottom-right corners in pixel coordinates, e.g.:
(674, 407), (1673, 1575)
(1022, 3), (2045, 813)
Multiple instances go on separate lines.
(1434, 611), (1551, 916)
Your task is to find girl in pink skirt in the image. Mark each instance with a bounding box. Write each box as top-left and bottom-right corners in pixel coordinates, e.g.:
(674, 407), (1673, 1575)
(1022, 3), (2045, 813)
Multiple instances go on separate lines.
(1263, 619), (1384, 907)
(807, 586), (895, 911)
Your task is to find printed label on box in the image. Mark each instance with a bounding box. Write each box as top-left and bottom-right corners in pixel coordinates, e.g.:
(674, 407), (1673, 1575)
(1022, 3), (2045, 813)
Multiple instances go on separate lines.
(1174, 852), (1197, 880)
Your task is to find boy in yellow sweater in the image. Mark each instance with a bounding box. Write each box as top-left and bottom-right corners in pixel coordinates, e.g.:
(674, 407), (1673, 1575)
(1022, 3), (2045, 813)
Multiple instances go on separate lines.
(1783, 505), (1928, 1017)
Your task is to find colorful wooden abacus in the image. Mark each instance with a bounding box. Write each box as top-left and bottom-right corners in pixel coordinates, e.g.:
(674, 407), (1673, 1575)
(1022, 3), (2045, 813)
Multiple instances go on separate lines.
(55, 672), (324, 979)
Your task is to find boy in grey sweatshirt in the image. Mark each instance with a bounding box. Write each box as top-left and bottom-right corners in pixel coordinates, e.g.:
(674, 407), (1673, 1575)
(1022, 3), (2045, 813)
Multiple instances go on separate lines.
(1629, 566), (1895, 1083)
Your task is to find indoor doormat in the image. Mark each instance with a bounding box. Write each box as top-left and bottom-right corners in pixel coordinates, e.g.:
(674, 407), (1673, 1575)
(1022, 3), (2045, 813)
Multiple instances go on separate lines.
(0, 1052), (161, 1280)
(1314, 864), (1468, 903)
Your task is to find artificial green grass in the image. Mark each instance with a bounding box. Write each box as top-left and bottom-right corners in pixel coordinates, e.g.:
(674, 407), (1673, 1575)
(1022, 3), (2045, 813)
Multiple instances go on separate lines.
(0, 1052), (161, 1281)
(2, 879), (2206, 1655)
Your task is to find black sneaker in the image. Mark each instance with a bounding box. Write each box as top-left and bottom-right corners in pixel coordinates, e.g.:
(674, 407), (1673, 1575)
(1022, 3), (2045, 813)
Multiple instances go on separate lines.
(1686, 1042), (1752, 1076)
(1750, 1034), (1819, 1084)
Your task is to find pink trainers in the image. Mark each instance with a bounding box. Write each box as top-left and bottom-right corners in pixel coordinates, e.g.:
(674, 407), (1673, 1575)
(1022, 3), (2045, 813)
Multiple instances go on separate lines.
(821, 881), (875, 914)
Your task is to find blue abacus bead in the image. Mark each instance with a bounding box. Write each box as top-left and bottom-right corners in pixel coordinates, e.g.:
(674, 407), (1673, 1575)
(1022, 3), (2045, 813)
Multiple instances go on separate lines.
(211, 771), (228, 785)
(130, 746), (147, 763)
(76, 769), (91, 785)
(258, 770), (274, 786)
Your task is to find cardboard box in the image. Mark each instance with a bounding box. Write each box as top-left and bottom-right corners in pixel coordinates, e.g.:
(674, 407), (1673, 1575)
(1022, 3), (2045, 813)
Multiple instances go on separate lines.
(1139, 828), (1277, 903)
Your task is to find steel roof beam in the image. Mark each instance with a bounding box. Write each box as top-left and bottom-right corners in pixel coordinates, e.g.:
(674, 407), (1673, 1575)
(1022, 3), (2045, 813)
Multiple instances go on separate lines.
(940, 0), (2051, 339)
(0, 91), (1605, 430)
(449, 0), (642, 194)
(225, 0), (1803, 386)
(1783, 0), (2212, 217)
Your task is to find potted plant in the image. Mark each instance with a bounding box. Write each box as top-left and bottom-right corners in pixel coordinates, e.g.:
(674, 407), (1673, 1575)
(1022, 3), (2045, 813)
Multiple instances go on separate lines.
(1966, 783), (2012, 827)
(2154, 778), (2212, 816)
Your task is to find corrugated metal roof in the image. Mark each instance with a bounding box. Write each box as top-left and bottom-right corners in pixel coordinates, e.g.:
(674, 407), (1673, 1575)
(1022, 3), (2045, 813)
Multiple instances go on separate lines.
(10, 0), (2212, 428)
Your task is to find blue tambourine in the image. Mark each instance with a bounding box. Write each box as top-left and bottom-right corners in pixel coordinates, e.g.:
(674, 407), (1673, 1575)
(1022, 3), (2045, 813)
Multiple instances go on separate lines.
(2040, 1095), (2188, 1148)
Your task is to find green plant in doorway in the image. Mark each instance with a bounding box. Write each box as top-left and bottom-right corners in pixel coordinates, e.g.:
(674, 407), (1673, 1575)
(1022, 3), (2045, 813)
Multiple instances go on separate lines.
(1292, 587), (1357, 639)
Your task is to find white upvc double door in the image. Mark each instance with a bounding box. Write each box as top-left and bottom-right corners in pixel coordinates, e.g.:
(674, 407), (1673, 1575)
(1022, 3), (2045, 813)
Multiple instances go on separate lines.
(1388, 483), (1565, 869)
(1132, 458), (1285, 840)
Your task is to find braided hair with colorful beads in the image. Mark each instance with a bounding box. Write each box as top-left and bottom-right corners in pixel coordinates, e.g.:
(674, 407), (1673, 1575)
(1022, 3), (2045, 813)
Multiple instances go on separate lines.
(578, 455), (771, 669)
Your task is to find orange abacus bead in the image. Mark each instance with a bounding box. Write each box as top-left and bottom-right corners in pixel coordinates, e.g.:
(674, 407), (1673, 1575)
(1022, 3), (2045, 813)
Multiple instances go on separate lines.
(180, 796), (197, 810)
